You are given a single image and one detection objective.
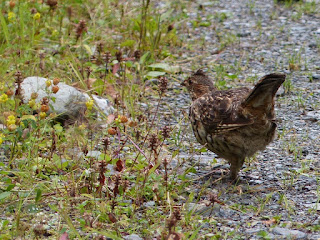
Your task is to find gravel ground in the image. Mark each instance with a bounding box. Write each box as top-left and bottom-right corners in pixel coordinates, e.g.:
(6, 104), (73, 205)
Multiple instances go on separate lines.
(155, 0), (320, 239)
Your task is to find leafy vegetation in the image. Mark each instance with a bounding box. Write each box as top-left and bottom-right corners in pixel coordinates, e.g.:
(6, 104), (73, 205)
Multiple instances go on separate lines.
(0, 0), (319, 239)
(0, 0), (192, 239)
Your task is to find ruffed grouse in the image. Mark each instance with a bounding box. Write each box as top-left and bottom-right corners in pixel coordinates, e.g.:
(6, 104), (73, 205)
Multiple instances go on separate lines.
(183, 70), (285, 181)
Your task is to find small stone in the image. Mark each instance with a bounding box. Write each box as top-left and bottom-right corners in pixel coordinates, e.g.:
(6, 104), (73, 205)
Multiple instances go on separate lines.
(276, 86), (285, 96)
(312, 74), (320, 81)
(308, 42), (318, 48)
(123, 234), (143, 240)
(143, 201), (155, 208)
(86, 151), (101, 158)
(237, 32), (251, 37)
(145, 78), (158, 86)
(245, 228), (263, 234)
(305, 203), (320, 211)
(272, 227), (307, 239)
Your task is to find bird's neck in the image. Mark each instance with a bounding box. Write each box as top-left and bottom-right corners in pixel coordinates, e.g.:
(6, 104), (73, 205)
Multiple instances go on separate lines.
(191, 84), (216, 100)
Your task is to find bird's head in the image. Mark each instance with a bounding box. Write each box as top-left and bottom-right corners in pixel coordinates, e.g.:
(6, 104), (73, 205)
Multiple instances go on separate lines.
(182, 69), (216, 100)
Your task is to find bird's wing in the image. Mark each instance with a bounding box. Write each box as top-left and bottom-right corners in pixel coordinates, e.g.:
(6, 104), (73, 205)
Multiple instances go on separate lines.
(190, 88), (254, 134)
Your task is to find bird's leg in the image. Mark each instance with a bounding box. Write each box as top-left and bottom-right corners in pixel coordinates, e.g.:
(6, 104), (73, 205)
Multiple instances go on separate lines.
(229, 158), (245, 182)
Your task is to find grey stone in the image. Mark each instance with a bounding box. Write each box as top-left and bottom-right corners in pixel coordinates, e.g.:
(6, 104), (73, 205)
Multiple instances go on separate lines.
(123, 234), (143, 240)
(86, 151), (102, 159)
(272, 227), (307, 239)
(312, 74), (320, 81)
(143, 201), (155, 208)
(305, 203), (320, 211)
(245, 228), (263, 234)
(237, 32), (251, 37)
(308, 42), (318, 48)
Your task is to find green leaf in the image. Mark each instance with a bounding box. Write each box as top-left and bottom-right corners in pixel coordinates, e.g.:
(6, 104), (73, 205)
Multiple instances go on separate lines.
(21, 115), (37, 122)
(199, 21), (211, 27)
(186, 167), (197, 174)
(227, 74), (238, 80)
(0, 192), (11, 201)
(148, 63), (180, 73)
(139, 51), (150, 65)
(0, 12), (10, 45)
(92, 79), (105, 95)
(148, 63), (170, 70)
(188, 227), (201, 240)
(6, 184), (15, 192)
(146, 71), (166, 78)
(35, 189), (42, 203)
(54, 124), (64, 133)
(120, 39), (136, 48)
(160, 9), (174, 22)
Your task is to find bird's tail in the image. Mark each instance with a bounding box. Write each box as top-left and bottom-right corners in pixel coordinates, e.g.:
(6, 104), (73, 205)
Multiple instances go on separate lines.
(242, 73), (286, 109)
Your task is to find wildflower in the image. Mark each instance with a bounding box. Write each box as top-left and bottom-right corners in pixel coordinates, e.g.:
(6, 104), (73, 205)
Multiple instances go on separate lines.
(120, 115), (128, 123)
(8, 124), (17, 132)
(31, 92), (38, 99)
(6, 89), (14, 97)
(107, 128), (117, 135)
(28, 99), (36, 108)
(46, 0), (58, 9)
(51, 29), (59, 37)
(75, 20), (87, 40)
(53, 78), (60, 85)
(78, 123), (87, 130)
(39, 112), (46, 119)
(41, 104), (49, 112)
(0, 93), (8, 103)
(9, 1), (15, 9)
(33, 12), (41, 20)
(30, 8), (37, 14)
(85, 99), (94, 110)
(114, 115), (121, 124)
(46, 80), (51, 87)
(128, 121), (137, 127)
(52, 85), (59, 93)
(158, 76), (168, 95)
(102, 137), (110, 150)
(134, 50), (141, 61)
(7, 115), (16, 125)
(8, 12), (16, 22)
(161, 126), (171, 139)
(33, 102), (41, 111)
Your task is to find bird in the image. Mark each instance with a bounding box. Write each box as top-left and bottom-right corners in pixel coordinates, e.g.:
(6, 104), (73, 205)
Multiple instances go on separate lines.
(182, 69), (285, 181)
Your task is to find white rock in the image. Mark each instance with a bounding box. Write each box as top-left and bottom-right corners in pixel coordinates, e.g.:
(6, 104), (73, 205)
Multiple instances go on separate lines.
(21, 76), (113, 120)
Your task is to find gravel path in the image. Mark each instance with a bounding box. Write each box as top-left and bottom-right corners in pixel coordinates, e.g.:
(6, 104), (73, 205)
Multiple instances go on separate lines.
(156, 0), (320, 239)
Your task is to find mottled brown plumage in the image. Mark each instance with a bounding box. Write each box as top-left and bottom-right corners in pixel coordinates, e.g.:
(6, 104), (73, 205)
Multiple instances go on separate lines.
(183, 69), (285, 181)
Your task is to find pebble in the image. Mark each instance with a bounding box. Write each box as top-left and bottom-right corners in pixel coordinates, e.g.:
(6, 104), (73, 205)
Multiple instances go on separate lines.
(143, 201), (156, 208)
(86, 150), (102, 158)
(312, 74), (320, 81)
(272, 227), (307, 239)
(123, 234), (143, 240)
